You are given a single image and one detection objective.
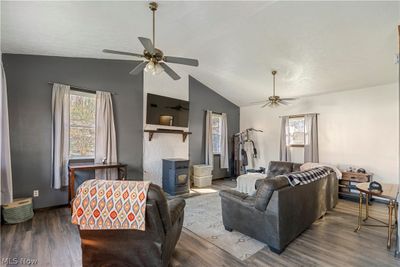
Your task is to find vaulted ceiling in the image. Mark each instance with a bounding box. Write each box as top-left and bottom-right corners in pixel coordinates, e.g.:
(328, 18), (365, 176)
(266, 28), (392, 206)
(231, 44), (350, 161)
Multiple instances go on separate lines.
(1, 1), (399, 106)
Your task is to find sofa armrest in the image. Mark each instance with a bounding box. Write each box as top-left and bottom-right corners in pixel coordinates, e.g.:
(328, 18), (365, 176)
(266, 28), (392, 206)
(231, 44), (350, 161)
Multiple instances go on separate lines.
(255, 179), (265, 190)
(219, 190), (255, 208)
(168, 198), (186, 225)
(255, 175), (276, 190)
(254, 176), (289, 211)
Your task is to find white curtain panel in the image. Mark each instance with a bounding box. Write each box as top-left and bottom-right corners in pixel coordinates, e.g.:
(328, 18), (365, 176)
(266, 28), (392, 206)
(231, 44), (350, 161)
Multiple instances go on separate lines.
(95, 91), (118, 180)
(205, 110), (213, 166)
(304, 114), (319, 162)
(220, 113), (229, 169)
(51, 83), (70, 189)
(279, 116), (291, 162)
(1, 61), (13, 204)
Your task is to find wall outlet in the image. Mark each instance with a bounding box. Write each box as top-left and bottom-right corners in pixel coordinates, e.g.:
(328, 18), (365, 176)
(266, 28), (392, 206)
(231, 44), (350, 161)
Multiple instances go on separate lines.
(33, 190), (39, 197)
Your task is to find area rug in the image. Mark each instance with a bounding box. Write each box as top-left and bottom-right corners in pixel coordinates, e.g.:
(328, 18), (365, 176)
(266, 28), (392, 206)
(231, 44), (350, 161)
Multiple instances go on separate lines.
(183, 190), (265, 260)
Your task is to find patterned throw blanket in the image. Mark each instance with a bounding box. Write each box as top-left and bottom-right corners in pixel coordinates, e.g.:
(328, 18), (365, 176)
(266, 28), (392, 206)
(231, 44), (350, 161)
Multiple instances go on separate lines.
(71, 179), (150, 231)
(284, 167), (332, 186)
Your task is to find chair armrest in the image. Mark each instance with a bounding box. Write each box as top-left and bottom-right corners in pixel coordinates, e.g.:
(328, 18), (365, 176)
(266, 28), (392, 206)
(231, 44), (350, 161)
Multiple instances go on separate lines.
(168, 198), (186, 225)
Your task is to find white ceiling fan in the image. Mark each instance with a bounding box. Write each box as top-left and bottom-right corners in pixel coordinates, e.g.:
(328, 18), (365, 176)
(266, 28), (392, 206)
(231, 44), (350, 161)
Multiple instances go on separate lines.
(102, 2), (199, 80)
(254, 70), (297, 108)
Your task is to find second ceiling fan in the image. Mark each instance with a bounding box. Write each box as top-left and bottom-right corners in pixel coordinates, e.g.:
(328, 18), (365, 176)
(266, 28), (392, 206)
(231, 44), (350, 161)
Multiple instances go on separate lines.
(255, 70), (297, 108)
(103, 2), (199, 80)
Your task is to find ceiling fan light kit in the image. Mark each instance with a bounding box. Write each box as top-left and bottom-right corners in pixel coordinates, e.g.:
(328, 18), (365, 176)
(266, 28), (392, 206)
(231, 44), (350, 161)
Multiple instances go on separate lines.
(102, 1), (199, 80)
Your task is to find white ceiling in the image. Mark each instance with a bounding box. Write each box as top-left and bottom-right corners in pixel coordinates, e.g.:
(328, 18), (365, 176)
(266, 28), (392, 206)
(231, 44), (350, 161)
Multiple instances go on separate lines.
(1, 1), (399, 106)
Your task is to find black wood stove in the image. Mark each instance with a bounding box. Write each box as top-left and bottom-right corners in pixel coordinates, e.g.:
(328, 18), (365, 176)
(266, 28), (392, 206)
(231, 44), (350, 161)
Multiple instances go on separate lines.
(162, 158), (190, 196)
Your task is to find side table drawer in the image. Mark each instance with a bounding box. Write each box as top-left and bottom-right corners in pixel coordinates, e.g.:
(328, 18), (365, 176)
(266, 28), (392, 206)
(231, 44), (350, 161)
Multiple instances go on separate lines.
(342, 172), (371, 182)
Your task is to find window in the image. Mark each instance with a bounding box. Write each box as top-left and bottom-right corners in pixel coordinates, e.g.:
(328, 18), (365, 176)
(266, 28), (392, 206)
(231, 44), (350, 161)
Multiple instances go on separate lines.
(69, 91), (96, 159)
(212, 114), (222, 154)
(288, 116), (305, 146)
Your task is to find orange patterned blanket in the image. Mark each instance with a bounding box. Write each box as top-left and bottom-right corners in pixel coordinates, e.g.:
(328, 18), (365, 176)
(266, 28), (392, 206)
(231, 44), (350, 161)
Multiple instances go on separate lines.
(71, 179), (150, 230)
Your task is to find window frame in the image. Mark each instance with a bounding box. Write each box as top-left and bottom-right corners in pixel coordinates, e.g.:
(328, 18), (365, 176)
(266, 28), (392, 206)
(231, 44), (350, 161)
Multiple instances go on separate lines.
(69, 90), (96, 160)
(288, 115), (305, 148)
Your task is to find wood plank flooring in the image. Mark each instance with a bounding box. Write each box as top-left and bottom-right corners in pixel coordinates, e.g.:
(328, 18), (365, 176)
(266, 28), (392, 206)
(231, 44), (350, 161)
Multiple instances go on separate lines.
(1, 179), (399, 266)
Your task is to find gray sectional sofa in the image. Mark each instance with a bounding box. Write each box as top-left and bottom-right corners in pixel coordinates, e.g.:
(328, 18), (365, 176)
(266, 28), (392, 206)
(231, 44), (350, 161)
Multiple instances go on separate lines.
(219, 161), (338, 254)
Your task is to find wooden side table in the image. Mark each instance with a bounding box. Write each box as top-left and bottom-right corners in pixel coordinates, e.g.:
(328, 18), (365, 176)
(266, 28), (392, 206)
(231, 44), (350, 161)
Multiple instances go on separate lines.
(354, 182), (398, 249)
(339, 171), (373, 202)
(68, 163), (128, 203)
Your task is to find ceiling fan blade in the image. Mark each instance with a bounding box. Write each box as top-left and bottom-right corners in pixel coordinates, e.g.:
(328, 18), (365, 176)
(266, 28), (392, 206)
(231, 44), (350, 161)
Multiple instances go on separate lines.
(138, 37), (155, 54)
(261, 102), (271, 108)
(280, 97), (297, 101)
(279, 100), (289, 105)
(129, 61), (148, 75)
(164, 56), (199, 67)
(159, 62), (181, 80)
(103, 49), (144, 58)
(251, 100), (268, 105)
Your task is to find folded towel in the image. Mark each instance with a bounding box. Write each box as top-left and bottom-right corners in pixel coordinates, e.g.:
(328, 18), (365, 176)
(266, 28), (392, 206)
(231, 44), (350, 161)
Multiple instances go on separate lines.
(236, 173), (266, 196)
(71, 179), (150, 231)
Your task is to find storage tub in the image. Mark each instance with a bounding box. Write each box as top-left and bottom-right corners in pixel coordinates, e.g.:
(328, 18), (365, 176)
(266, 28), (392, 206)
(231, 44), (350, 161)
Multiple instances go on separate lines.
(193, 175), (212, 188)
(2, 198), (34, 224)
(193, 165), (213, 177)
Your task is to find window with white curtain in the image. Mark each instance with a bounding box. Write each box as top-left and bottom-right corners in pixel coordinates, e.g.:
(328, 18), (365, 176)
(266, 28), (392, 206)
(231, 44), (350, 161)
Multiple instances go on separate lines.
(212, 113), (222, 154)
(69, 90), (96, 159)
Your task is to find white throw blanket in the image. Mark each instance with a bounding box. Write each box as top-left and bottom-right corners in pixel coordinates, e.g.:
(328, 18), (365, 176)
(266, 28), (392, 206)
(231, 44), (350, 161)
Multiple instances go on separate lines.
(236, 173), (266, 196)
(300, 162), (342, 179)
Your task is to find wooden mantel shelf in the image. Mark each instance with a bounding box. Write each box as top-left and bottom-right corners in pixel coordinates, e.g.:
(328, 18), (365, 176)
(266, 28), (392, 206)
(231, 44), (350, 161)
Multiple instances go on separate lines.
(144, 129), (192, 142)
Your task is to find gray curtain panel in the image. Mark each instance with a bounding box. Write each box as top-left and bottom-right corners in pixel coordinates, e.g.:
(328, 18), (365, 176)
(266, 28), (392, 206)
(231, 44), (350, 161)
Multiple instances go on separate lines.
(205, 110), (213, 166)
(51, 83), (70, 189)
(279, 116), (291, 162)
(304, 114), (319, 162)
(1, 61), (13, 204)
(95, 91), (118, 180)
(220, 113), (229, 169)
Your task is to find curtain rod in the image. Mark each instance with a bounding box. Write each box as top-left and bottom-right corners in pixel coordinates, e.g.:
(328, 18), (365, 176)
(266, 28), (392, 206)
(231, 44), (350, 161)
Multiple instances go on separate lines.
(203, 110), (223, 115)
(48, 82), (117, 95)
(279, 113), (319, 118)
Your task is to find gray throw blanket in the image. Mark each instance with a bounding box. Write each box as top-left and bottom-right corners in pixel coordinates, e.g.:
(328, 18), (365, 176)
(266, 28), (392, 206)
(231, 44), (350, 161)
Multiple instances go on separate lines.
(284, 167), (332, 186)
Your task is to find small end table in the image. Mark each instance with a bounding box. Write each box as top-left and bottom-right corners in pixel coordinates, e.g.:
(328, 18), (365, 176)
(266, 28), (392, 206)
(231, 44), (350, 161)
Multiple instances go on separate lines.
(68, 162), (128, 203)
(354, 182), (398, 249)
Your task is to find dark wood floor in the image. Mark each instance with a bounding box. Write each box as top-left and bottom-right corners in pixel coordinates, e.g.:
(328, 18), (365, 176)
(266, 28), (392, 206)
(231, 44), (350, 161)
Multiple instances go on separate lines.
(1, 179), (399, 267)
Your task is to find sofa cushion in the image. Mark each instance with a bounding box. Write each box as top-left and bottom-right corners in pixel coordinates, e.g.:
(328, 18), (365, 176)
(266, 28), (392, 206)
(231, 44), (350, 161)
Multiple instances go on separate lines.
(254, 176), (289, 211)
(267, 161), (294, 177)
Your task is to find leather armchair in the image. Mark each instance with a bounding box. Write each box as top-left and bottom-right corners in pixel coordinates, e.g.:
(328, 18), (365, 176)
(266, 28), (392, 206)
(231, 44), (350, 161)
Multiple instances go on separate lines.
(79, 183), (185, 267)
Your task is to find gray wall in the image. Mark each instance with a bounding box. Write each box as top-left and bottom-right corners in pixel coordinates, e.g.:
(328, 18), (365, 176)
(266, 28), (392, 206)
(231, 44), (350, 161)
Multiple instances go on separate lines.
(3, 54), (143, 209)
(188, 76), (240, 177)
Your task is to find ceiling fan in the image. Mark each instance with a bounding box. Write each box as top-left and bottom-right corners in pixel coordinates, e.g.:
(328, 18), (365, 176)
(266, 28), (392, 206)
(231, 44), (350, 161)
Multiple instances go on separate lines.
(102, 2), (199, 80)
(254, 70), (297, 108)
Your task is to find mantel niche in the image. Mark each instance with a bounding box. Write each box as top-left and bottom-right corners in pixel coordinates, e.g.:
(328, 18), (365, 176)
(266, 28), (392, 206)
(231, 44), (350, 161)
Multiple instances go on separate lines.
(144, 129), (192, 142)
